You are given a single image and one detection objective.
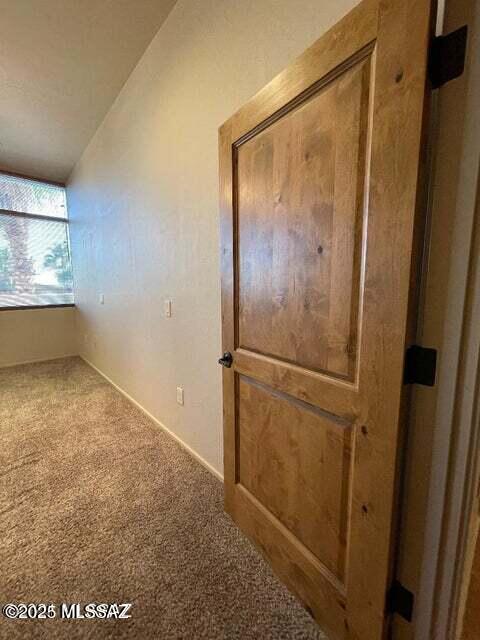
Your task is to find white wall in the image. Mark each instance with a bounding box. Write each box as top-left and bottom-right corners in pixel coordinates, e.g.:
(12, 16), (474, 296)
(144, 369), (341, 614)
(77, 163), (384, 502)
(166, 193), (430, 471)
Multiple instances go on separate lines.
(0, 307), (77, 367)
(67, 0), (359, 475)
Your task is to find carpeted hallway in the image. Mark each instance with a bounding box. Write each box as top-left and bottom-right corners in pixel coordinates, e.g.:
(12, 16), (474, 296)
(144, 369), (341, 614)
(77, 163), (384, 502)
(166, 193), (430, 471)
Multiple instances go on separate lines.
(0, 357), (326, 640)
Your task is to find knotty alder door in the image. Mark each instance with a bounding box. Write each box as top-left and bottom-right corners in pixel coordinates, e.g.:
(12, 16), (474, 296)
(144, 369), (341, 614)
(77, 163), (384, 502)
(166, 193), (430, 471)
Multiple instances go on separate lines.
(219, 0), (434, 637)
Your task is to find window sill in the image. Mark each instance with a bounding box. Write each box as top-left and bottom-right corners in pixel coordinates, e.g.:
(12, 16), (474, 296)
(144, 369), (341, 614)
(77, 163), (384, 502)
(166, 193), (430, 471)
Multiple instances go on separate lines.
(0, 304), (75, 312)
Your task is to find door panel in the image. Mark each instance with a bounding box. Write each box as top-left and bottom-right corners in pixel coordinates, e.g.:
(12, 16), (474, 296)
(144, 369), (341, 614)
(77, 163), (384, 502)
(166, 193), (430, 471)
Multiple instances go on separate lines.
(219, 1), (434, 638)
(238, 375), (353, 581)
(237, 57), (369, 380)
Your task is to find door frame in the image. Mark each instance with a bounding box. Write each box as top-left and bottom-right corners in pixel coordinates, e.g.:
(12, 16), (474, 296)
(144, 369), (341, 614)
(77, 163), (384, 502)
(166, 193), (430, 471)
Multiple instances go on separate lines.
(432, 147), (480, 636)
(393, 0), (480, 636)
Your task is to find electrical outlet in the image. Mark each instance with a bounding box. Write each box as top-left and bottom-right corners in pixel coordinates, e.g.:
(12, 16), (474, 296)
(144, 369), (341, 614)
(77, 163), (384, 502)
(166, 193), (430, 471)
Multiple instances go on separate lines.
(99, 293), (105, 305)
(164, 299), (172, 317)
(176, 386), (184, 406)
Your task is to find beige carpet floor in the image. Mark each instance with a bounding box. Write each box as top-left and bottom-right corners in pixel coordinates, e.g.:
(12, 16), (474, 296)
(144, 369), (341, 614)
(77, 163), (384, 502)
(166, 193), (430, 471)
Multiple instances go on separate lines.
(0, 357), (326, 640)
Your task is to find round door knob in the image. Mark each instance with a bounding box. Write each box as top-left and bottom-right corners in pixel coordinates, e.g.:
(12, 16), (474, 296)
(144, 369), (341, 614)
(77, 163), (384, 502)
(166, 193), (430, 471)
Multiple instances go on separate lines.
(218, 352), (233, 368)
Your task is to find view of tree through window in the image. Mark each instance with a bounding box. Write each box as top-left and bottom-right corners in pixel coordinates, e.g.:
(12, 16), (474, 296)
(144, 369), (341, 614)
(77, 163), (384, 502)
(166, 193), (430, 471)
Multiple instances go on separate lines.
(0, 173), (74, 308)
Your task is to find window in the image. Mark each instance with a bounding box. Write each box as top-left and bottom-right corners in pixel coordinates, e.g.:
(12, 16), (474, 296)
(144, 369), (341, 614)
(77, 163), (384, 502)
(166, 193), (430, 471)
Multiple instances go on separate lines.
(0, 172), (74, 309)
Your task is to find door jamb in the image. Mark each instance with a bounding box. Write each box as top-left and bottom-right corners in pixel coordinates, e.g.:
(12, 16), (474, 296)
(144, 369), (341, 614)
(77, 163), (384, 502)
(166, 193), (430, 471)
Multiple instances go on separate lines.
(415, 0), (480, 635)
(393, 0), (480, 637)
(433, 164), (480, 639)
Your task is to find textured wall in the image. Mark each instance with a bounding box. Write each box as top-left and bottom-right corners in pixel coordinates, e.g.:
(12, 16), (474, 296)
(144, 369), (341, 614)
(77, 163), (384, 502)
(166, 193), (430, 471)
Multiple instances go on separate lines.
(67, 0), (359, 475)
(0, 307), (77, 367)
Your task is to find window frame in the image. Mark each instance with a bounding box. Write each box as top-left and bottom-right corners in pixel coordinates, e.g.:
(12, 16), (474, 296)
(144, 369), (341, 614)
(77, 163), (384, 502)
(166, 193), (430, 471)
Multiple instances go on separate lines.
(0, 171), (75, 312)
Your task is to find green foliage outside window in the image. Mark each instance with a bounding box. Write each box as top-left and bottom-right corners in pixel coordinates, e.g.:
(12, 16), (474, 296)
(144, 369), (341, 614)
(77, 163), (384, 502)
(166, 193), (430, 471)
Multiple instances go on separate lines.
(43, 241), (73, 288)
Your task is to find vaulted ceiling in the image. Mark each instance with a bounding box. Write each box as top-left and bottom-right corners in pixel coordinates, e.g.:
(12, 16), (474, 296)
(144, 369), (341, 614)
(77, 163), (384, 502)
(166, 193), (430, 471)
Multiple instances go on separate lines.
(0, 0), (176, 183)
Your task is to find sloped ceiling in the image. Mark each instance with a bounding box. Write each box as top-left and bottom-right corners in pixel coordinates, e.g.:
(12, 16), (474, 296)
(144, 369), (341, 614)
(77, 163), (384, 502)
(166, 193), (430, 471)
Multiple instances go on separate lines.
(0, 0), (177, 183)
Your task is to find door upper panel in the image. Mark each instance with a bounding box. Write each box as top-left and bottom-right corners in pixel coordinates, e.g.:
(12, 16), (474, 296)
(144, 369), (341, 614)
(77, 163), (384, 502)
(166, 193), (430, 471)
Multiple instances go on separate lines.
(237, 56), (370, 381)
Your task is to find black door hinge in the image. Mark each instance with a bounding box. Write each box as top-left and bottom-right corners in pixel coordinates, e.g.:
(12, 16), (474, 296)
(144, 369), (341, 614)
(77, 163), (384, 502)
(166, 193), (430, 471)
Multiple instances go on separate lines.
(429, 25), (468, 89)
(387, 580), (415, 622)
(404, 345), (437, 386)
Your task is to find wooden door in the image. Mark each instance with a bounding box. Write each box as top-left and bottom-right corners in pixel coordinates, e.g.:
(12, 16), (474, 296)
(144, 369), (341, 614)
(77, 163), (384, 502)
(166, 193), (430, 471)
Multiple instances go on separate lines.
(219, 1), (434, 638)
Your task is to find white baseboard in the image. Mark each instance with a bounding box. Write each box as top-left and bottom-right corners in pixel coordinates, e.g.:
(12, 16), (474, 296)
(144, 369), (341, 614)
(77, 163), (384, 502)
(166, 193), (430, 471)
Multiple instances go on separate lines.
(80, 355), (224, 483)
(0, 353), (78, 369)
